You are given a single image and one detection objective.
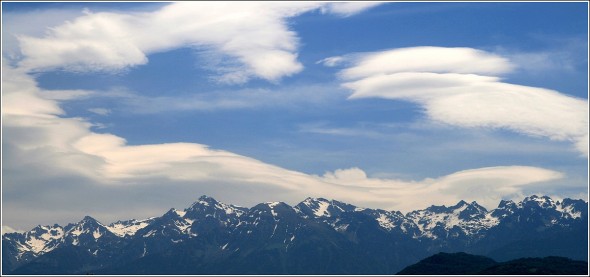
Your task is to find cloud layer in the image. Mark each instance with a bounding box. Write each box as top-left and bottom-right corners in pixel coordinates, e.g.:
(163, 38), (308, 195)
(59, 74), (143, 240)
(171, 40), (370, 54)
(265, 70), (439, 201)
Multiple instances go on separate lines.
(334, 47), (588, 156)
(319, 166), (564, 212)
(2, 61), (569, 229)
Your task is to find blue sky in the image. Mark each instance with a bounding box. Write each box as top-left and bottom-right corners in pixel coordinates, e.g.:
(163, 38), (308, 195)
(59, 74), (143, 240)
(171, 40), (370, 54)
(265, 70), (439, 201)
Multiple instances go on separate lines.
(2, 2), (588, 232)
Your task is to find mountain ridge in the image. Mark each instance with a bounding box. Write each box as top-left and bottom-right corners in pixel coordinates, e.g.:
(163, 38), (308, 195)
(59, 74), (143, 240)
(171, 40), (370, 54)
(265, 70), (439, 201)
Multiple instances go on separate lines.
(2, 194), (587, 274)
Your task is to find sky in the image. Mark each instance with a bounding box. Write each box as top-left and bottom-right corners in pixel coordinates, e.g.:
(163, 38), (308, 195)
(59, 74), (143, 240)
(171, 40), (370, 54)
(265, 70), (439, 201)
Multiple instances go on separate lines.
(1, 1), (588, 233)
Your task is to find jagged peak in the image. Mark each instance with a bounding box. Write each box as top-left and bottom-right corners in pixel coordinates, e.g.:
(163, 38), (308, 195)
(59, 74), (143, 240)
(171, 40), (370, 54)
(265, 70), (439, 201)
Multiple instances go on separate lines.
(447, 200), (469, 210)
(198, 195), (218, 202)
(521, 195), (556, 209)
(469, 201), (487, 212)
(252, 201), (293, 213)
(296, 198), (331, 216)
(522, 194), (553, 203)
(82, 215), (98, 222)
(187, 195), (222, 210)
(26, 224), (64, 238)
(456, 200), (468, 206)
(302, 197), (330, 203)
(76, 216), (106, 228)
(448, 200), (485, 210)
(183, 197), (247, 221)
(30, 225), (49, 232)
(263, 201), (288, 208)
(561, 198), (587, 206)
(497, 199), (516, 208)
(109, 217), (156, 226)
(421, 204), (450, 214)
(163, 208), (185, 217)
(295, 197), (359, 218)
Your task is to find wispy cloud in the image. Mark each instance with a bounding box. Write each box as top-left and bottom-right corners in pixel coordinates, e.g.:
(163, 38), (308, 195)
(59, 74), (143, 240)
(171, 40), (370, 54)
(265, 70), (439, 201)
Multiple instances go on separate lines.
(76, 84), (347, 114)
(88, 108), (111, 115)
(331, 46), (588, 156)
(298, 121), (386, 138)
(496, 36), (588, 75)
(317, 56), (344, 67)
(40, 89), (95, 101)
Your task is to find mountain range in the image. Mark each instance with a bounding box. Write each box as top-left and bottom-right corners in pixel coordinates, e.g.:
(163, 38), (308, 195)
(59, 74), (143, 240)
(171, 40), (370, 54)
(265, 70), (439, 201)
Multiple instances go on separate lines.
(2, 195), (587, 274)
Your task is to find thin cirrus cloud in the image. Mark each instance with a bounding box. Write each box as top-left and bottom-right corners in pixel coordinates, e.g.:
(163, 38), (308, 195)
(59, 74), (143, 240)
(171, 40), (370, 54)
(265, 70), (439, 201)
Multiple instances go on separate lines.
(88, 108), (111, 116)
(14, 2), (380, 83)
(330, 46), (589, 157)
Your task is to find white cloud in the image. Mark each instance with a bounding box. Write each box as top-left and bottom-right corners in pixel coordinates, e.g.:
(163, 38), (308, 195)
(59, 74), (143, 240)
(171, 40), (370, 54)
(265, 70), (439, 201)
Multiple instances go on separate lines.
(2, 8), (89, 62)
(339, 47), (514, 80)
(13, 2), (380, 83)
(1, 63), (64, 117)
(319, 166), (564, 212)
(336, 47), (589, 156)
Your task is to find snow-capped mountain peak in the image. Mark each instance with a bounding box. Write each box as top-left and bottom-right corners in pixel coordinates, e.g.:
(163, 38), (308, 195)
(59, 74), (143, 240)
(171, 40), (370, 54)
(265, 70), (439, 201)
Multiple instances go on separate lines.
(556, 198), (586, 219)
(65, 216), (105, 236)
(61, 216), (117, 247)
(21, 224), (64, 254)
(297, 197), (332, 217)
(407, 200), (497, 239)
(106, 218), (156, 237)
(294, 197), (356, 218)
(184, 195), (247, 223)
(523, 195), (557, 209)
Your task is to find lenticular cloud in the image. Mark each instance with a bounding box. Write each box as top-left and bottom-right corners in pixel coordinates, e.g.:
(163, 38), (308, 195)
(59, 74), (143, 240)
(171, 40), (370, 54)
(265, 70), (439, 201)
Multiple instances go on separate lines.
(336, 47), (588, 157)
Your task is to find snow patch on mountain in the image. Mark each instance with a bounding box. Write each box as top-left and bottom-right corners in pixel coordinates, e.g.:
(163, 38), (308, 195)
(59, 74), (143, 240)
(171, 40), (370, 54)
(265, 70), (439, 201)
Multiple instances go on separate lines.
(93, 230), (102, 239)
(314, 201), (330, 217)
(267, 202), (280, 217)
(25, 237), (47, 253)
(556, 203), (583, 219)
(142, 229), (157, 238)
(376, 213), (395, 230)
(174, 219), (193, 234)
